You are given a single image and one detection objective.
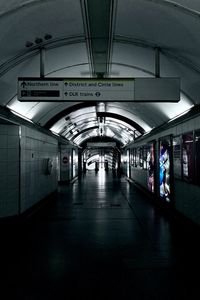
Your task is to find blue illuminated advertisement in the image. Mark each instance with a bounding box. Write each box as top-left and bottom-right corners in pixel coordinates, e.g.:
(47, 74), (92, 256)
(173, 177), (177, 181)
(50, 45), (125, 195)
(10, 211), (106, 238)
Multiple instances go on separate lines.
(147, 143), (155, 193)
(159, 137), (171, 202)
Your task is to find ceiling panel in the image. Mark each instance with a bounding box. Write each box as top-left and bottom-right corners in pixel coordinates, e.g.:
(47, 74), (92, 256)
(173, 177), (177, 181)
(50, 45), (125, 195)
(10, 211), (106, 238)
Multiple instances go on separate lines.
(0, 0), (84, 63)
(116, 0), (200, 49)
(112, 42), (155, 76)
(45, 43), (89, 76)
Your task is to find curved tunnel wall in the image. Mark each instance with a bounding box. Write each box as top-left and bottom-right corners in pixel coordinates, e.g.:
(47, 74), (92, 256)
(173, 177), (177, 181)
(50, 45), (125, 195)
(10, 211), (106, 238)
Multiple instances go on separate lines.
(124, 111), (200, 225)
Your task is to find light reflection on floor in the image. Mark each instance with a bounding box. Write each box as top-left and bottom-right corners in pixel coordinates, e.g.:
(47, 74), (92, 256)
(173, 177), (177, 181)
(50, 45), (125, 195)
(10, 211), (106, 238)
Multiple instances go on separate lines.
(1, 169), (199, 299)
(98, 167), (106, 187)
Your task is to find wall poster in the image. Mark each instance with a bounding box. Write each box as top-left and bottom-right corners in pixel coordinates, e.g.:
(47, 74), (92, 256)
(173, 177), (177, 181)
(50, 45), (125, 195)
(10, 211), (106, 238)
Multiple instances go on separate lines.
(195, 130), (200, 185)
(133, 148), (137, 167)
(182, 132), (194, 183)
(147, 142), (155, 193)
(143, 146), (147, 169)
(159, 137), (171, 202)
(136, 147), (140, 167)
(173, 136), (181, 179)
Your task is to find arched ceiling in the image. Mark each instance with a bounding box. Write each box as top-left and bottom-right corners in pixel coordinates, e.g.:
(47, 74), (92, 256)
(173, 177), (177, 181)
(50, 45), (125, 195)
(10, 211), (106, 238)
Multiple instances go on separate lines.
(0, 0), (199, 146)
(49, 103), (143, 146)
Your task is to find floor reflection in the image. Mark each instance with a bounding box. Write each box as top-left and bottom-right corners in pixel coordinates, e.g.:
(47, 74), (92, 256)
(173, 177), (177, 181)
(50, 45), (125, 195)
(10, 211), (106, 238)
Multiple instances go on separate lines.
(98, 167), (106, 187)
(1, 169), (199, 299)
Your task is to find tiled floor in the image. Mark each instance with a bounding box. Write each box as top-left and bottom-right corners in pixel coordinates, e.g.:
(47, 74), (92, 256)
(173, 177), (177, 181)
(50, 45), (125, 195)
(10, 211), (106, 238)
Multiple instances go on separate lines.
(0, 170), (200, 299)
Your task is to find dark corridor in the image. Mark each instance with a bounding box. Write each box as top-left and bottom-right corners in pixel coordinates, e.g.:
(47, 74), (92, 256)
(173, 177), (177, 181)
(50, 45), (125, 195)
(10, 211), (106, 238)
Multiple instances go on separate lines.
(0, 170), (199, 299)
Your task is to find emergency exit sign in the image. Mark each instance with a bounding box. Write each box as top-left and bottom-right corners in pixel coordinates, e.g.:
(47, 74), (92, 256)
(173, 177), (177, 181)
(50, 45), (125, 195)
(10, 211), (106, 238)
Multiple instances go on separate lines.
(18, 77), (180, 102)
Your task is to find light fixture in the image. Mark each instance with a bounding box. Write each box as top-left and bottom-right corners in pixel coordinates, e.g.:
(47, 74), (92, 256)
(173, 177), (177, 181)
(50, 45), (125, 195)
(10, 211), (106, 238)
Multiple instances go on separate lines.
(50, 129), (60, 137)
(35, 37), (43, 44)
(25, 41), (34, 48)
(143, 127), (155, 136)
(168, 105), (194, 123)
(11, 109), (33, 123)
(44, 34), (52, 40)
(25, 34), (52, 48)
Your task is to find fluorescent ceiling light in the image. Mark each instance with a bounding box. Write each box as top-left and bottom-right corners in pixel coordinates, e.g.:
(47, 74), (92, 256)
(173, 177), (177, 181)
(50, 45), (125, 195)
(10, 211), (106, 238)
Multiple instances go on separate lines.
(50, 129), (60, 137)
(11, 109), (33, 123)
(143, 127), (155, 136)
(168, 105), (194, 123)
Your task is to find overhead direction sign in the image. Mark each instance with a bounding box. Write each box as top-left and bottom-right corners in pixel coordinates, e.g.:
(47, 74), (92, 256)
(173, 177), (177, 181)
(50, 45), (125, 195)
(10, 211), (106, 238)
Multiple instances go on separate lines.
(18, 77), (180, 102)
(63, 79), (135, 101)
(134, 78), (180, 102)
(18, 78), (63, 101)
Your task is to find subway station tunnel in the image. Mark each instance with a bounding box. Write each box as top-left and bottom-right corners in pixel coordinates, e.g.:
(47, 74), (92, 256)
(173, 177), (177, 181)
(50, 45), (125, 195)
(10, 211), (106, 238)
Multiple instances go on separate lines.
(0, 0), (200, 299)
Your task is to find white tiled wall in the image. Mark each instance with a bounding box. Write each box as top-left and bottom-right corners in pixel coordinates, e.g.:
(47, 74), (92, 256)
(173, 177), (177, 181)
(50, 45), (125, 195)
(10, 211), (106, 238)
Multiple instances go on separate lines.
(20, 126), (59, 213)
(0, 123), (59, 218)
(0, 124), (19, 218)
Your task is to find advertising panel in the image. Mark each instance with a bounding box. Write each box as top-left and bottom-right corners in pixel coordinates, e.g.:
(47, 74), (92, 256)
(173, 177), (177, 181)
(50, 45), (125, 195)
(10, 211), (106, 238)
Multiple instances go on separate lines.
(147, 142), (155, 193)
(143, 146), (147, 169)
(182, 132), (194, 183)
(195, 130), (200, 185)
(159, 137), (171, 202)
(136, 148), (140, 167)
(173, 136), (181, 179)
